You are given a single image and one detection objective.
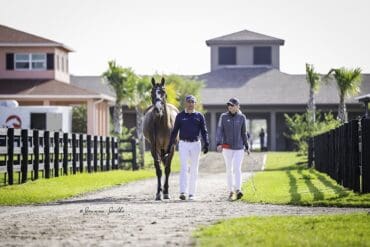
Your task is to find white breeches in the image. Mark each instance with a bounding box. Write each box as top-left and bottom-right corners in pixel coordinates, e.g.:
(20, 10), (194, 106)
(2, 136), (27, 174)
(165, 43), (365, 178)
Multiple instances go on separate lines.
(179, 140), (201, 195)
(222, 149), (244, 192)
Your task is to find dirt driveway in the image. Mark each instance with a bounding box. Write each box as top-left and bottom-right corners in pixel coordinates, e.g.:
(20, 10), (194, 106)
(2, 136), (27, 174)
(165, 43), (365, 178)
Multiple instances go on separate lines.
(0, 152), (367, 246)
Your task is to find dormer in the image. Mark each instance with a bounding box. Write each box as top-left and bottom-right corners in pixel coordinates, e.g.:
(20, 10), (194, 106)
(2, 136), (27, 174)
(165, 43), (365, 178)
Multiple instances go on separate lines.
(206, 29), (284, 71)
(0, 24), (73, 83)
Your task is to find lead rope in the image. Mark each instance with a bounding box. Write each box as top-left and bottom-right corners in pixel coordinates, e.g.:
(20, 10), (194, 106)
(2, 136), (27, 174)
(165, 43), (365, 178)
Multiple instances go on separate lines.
(246, 152), (258, 193)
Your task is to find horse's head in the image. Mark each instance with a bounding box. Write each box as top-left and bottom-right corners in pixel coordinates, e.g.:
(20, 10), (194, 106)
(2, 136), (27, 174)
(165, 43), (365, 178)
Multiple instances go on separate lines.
(151, 77), (167, 117)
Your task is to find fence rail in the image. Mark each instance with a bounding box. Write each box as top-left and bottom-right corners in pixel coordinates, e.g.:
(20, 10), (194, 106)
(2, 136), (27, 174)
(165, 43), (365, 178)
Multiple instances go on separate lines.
(0, 128), (137, 186)
(308, 118), (370, 193)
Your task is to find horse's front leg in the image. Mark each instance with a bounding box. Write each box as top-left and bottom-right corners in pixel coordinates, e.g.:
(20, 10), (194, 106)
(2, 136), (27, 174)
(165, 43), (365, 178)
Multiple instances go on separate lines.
(163, 151), (173, 200)
(153, 156), (162, 200)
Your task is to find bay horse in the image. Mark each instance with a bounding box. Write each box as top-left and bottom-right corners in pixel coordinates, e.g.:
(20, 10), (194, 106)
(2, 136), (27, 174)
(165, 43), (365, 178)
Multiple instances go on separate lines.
(143, 77), (179, 200)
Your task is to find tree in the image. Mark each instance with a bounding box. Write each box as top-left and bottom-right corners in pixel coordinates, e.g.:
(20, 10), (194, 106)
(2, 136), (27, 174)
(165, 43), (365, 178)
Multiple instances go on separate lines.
(284, 111), (340, 154)
(305, 63), (321, 124)
(72, 105), (87, 133)
(163, 74), (204, 112)
(326, 67), (363, 123)
(103, 61), (128, 135)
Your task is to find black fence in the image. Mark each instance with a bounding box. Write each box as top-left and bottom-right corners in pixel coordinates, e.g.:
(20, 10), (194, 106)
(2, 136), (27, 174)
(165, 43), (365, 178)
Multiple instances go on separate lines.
(308, 118), (370, 193)
(118, 139), (138, 170)
(0, 128), (137, 186)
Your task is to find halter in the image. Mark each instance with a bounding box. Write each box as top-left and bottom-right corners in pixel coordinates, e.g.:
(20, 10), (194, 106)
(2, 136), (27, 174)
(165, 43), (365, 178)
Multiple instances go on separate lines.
(151, 83), (166, 117)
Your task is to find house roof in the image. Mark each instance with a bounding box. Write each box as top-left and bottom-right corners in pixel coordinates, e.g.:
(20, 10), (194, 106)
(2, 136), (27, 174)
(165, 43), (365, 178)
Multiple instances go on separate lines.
(197, 68), (370, 106)
(0, 24), (73, 52)
(70, 75), (116, 98)
(0, 79), (115, 101)
(206, 30), (285, 46)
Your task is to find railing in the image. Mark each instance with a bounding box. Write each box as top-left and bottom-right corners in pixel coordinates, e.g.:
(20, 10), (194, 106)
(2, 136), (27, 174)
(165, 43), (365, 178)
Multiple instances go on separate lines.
(308, 118), (370, 193)
(0, 128), (140, 186)
(118, 139), (138, 170)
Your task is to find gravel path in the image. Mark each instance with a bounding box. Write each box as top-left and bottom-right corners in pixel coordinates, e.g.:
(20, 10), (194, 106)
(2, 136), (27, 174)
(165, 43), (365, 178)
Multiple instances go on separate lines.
(0, 152), (368, 247)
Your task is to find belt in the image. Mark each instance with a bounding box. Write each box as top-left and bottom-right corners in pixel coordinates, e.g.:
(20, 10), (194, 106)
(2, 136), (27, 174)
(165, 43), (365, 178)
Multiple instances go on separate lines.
(180, 138), (199, 142)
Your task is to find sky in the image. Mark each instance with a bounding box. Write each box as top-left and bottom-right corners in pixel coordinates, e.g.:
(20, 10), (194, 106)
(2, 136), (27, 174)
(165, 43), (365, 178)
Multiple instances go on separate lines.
(0, 0), (369, 76)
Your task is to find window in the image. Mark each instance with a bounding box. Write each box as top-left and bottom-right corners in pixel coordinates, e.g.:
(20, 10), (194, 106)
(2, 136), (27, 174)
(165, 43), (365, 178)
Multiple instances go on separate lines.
(15, 53), (46, 70)
(14, 54), (29, 69)
(31, 54), (46, 69)
(218, 47), (236, 65)
(253, 47), (272, 65)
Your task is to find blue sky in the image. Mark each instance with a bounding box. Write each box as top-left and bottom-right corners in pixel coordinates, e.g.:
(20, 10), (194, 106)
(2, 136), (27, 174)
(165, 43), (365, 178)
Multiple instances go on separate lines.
(1, 0), (369, 76)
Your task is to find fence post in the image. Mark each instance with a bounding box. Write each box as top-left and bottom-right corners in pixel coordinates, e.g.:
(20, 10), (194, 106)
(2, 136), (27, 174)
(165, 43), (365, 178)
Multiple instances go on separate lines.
(352, 120), (360, 192)
(21, 129), (28, 183)
(63, 133), (68, 175)
(79, 134), (84, 173)
(111, 137), (116, 170)
(72, 133), (77, 174)
(106, 136), (110, 171)
(87, 135), (92, 173)
(361, 118), (370, 193)
(44, 131), (50, 179)
(131, 138), (138, 170)
(7, 128), (14, 185)
(308, 138), (313, 168)
(54, 132), (59, 177)
(93, 136), (98, 172)
(33, 130), (39, 180)
(100, 136), (104, 171)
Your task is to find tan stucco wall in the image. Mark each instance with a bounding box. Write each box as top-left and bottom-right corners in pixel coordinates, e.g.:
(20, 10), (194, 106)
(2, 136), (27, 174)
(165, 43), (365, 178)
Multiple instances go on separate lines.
(54, 48), (70, 83)
(210, 44), (280, 71)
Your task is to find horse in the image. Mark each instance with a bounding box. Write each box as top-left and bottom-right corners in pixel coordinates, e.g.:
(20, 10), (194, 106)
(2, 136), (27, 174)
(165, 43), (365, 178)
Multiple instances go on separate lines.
(143, 77), (179, 200)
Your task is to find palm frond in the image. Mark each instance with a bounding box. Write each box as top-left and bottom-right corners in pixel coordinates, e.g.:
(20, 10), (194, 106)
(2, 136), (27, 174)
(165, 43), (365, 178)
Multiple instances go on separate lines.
(305, 63), (321, 91)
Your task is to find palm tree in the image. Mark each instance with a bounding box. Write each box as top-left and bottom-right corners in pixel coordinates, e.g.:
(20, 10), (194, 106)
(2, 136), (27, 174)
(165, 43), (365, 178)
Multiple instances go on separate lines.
(326, 67), (362, 123)
(164, 74), (204, 112)
(103, 61), (127, 135)
(305, 63), (321, 124)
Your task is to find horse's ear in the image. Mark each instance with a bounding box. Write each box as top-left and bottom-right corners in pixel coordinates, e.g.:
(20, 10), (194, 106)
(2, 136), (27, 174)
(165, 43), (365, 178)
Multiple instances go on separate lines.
(151, 77), (156, 86)
(160, 77), (165, 86)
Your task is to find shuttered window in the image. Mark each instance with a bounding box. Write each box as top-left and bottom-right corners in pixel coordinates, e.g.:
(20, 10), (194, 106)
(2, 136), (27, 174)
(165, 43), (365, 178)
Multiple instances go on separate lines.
(253, 46), (272, 65)
(14, 53), (47, 70)
(218, 47), (236, 65)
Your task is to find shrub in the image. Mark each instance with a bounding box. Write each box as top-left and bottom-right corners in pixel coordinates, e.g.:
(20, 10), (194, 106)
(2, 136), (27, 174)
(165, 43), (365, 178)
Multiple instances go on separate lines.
(72, 105), (87, 133)
(284, 111), (340, 154)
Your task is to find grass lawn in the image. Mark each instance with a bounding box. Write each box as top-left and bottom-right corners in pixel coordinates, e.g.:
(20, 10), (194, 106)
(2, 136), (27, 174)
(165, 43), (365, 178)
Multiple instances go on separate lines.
(0, 151), (180, 205)
(194, 213), (370, 247)
(0, 170), (154, 205)
(242, 152), (370, 207)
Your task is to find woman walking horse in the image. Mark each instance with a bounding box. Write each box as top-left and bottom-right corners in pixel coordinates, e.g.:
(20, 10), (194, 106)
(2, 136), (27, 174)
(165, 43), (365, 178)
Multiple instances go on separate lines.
(143, 77), (179, 200)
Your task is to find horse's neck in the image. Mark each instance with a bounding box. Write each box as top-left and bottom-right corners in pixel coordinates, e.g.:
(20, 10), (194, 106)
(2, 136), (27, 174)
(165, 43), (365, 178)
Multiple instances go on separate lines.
(153, 103), (170, 128)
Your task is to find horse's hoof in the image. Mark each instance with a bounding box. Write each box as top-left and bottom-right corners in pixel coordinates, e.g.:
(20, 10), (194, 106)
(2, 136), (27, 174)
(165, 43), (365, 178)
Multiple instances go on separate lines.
(155, 194), (162, 201)
(163, 194), (171, 200)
